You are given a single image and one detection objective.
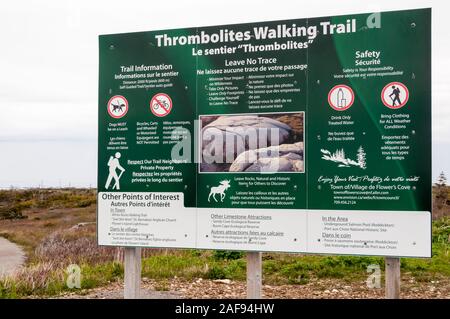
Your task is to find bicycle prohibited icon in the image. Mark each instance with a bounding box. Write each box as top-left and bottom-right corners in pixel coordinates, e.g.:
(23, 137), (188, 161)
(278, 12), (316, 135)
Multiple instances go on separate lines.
(381, 82), (409, 109)
(150, 93), (173, 117)
(328, 85), (355, 111)
(107, 95), (128, 119)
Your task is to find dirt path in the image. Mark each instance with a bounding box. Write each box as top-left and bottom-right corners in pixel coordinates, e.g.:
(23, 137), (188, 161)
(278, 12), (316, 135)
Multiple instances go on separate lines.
(0, 237), (25, 277)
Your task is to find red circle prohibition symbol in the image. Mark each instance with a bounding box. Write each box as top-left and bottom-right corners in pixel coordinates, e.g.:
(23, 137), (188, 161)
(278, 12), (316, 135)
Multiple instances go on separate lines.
(328, 84), (355, 111)
(381, 82), (409, 109)
(150, 93), (173, 117)
(107, 95), (128, 119)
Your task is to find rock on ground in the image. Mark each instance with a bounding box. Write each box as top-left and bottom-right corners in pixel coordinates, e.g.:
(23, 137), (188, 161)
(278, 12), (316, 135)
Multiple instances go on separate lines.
(49, 276), (450, 299)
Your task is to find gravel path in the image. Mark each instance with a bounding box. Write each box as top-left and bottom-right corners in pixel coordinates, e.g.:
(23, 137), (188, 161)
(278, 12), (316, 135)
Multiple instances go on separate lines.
(0, 237), (25, 277)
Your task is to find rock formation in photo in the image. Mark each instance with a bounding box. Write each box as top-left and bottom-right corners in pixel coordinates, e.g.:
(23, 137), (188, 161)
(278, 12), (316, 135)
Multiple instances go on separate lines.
(229, 142), (304, 172)
(201, 115), (292, 171)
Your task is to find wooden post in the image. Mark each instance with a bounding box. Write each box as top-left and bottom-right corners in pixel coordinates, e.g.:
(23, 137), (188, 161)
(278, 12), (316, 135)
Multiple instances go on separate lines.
(385, 257), (400, 299)
(124, 247), (141, 299)
(247, 252), (262, 299)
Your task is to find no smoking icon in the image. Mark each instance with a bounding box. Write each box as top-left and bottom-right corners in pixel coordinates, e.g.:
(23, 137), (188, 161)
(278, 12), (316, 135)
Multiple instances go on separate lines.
(150, 93), (172, 117)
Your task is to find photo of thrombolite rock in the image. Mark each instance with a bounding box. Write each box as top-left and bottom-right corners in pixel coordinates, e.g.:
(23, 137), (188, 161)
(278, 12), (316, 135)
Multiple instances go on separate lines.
(200, 113), (304, 173)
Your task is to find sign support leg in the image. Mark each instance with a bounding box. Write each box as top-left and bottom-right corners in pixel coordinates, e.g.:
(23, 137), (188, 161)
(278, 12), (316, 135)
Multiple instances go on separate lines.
(247, 252), (262, 299)
(385, 257), (400, 299)
(124, 247), (141, 299)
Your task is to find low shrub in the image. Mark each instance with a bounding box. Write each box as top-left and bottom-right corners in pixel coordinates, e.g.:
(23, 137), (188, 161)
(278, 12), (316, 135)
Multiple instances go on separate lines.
(212, 250), (244, 261)
(35, 231), (117, 267)
(206, 265), (227, 279)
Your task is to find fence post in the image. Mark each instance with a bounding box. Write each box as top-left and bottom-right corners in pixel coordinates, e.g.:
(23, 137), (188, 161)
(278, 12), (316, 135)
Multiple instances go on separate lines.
(385, 257), (400, 299)
(124, 247), (141, 299)
(247, 252), (262, 299)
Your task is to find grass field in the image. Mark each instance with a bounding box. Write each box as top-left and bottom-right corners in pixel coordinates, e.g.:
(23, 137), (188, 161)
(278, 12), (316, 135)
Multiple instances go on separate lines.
(0, 188), (449, 298)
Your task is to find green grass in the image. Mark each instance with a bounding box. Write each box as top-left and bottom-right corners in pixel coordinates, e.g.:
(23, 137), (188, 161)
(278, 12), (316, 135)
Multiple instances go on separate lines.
(0, 262), (124, 299)
(1, 241), (449, 298)
(1, 237), (449, 298)
(0, 193), (448, 299)
(142, 254), (207, 279)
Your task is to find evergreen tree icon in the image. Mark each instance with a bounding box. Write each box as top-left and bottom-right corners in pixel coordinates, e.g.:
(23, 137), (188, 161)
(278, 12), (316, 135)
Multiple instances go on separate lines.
(357, 146), (367, 169)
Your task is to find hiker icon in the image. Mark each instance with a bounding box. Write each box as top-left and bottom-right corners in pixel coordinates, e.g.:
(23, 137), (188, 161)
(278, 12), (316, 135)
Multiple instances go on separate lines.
(105, 152), (125, 190)
(381, 82), (409, 109)
(389, 85), (402, 107)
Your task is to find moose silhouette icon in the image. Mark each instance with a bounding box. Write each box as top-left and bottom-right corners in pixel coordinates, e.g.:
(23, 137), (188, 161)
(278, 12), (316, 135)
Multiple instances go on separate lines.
(208, 180), (231, 202)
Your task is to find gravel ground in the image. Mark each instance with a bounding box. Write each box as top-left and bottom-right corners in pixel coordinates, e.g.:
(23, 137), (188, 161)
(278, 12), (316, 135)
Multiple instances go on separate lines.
(51, 276), (450, 299)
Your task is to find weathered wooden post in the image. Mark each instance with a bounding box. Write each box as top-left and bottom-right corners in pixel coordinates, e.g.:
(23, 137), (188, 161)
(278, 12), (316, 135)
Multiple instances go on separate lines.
(247, 252), (262, 299)
(385, 257), (401, 299)
(124, 247), (141, 299)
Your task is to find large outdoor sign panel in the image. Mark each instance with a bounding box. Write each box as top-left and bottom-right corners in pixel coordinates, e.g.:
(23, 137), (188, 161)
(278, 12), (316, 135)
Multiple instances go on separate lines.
(98, 8), (431, 257)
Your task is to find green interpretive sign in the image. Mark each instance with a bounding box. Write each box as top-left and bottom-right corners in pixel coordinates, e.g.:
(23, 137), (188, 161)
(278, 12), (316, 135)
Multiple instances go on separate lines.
(98, 8), (432, 257)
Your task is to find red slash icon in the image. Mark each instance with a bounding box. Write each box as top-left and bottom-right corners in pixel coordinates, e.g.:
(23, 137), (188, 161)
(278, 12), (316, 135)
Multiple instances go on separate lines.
(150, 93), (172, 117)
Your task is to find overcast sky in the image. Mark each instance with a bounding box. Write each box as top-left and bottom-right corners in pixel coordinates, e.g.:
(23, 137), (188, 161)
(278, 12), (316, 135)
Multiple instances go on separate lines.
(0, 0), (448, 188)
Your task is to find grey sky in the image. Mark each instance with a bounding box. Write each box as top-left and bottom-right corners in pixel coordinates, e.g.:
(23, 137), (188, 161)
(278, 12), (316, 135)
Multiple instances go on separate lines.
(0, 0), (448, 188)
